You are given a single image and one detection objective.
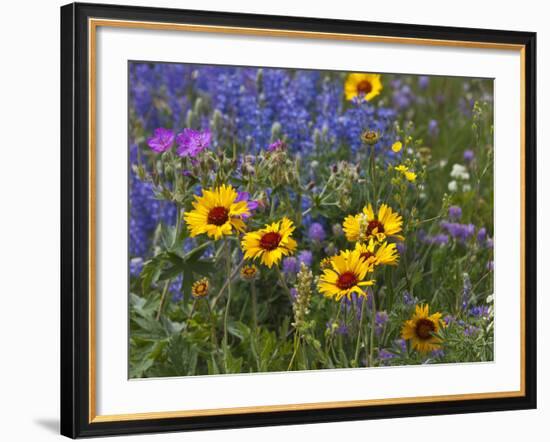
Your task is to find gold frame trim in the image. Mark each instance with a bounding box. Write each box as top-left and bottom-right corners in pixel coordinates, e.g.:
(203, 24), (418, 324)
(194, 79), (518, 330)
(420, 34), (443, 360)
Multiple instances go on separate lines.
(88, 18), (527, 424)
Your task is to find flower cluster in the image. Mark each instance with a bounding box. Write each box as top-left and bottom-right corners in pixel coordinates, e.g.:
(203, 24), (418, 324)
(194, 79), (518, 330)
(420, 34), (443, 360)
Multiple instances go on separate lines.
(129, 64), (495, 377)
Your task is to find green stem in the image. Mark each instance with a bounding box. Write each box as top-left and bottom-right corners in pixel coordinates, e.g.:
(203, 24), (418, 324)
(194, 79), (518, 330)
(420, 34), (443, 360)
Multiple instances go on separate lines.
(155, 279), (171, 321)
(275, 266), (293, 304)
(370, 146), (377, 202)
(211, 257), (245, 309)
(354, 297), (366, 365)
(183, 300), (197, 333)
(206, 300), (219, 355)
(369, 289), (377, 367)
(287, 333), (300, 371)
(251, 282), (258, 331)
(223, 239), (232, 373)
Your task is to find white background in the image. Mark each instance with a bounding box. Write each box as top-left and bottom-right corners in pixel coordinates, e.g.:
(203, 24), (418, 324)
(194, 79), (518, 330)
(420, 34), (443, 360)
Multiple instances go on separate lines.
(0, 0), (546, 440)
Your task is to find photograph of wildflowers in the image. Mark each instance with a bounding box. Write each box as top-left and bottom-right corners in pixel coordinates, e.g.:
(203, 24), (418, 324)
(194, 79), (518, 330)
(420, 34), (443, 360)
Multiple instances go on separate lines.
(128, 62), (494, 378)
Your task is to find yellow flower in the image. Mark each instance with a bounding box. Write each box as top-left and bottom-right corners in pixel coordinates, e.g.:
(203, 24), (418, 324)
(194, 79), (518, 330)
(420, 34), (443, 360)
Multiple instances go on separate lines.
(240, 264), (259, 281)
(354, 239), (399, 267)
(318, 249), (375, 301)
(184, 184), (250, 240)
(191, 277), (210, 298)
(401, 304), (444, 353)
(391, 141), (403, 153)
(241, 217), (297, 268)
(395, 165), (417, 182)
(344, 73), (383, 102)
(343, 204), (404, 243)
(320, 257), (333, 270)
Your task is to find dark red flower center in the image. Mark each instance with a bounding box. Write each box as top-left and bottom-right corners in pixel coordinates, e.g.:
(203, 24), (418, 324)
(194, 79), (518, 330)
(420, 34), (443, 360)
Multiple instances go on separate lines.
(207, 206), (229, 226)
(336, 271), (358, 290)
(259, 232), (282, 251)
(415, 318), (436, 340)
(356, 80), (373, 95)
(367, 220), (385, 236)
(360, 251), (375, 261)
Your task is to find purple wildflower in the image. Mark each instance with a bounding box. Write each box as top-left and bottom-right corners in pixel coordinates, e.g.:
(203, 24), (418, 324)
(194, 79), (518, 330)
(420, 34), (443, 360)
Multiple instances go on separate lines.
(418, 76), (430, 89)
(443, 315), (455, 326)
(378, 349), (398, 364)
(463, 149), (475, 162)
(235, 191), (259, 219)
(396, 242), (406, 255)
(428, 119), (439, 137)
(267, 139), (285, 152)
(298, 250), (313, 267)
(176, 128), (211, 157)
(129, 257), (144, 277)
(448, 205), (462, 220)
(395, 338), (407, 353)
(308, 222), (326, 242)
(289, 287), (298, 301)
(375, 311), (389, 336)
(464, 325), (480, 337)
(431, 349), (445, 358)
(326, 320), (349, 336)
(282, 257), (300, 275)
(477, 227), (487, 244)
(440, 221), (475, 243)
(470, 305), (490, 318)
(486, 237), (494, 249)
(403, 291), (416, 305)
(487, 260), (494, 271)
(147, 128), (175, 153)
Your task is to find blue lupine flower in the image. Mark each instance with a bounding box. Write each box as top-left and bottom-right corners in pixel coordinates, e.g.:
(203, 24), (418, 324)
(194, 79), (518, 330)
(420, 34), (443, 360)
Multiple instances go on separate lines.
(477, 227), (487, 244)
(297, 250), (313, 267)
(448, 205), (462, 220)
(129, 257), (144, 277)
(308, 222), (326, 242)
(470, 305), (490, 318)
(440, 221), (476, 243)
(282, 257), (300, 275)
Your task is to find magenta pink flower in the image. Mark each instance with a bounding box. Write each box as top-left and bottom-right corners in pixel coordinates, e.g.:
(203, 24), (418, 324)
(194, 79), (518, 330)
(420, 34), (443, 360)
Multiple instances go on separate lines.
(146, 128), (175, 153)
(267, 139), (285, 152)
(176, 128), (211, 157)
(235, 191), (259, 219)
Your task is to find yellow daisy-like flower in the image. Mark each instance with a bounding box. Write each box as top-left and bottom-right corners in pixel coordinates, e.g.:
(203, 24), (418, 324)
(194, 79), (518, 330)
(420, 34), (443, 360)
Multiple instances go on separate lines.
(343, 204), (404, 243)
(191, 277), (210, 298)
(344, 73), (383, 102)
(318, 249), (375, 301)
(391, 141), (403, 153)
(240, 264), (259, 281)
(394, 165), (417, 182)
(184, 184), (250, 240)
(241, 217), (297, 268)
(401, 304), (444, 353)
(320, 257), (333, 270)
(354, 239), (399, 267)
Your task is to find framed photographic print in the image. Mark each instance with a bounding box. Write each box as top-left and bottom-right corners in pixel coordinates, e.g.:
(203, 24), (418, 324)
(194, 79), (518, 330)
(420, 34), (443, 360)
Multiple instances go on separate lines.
(60, 2), (537, 438)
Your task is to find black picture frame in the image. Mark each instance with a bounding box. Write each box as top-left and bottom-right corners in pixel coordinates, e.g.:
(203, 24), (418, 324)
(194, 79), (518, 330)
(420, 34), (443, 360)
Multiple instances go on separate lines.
(61, 2), (537, 438)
